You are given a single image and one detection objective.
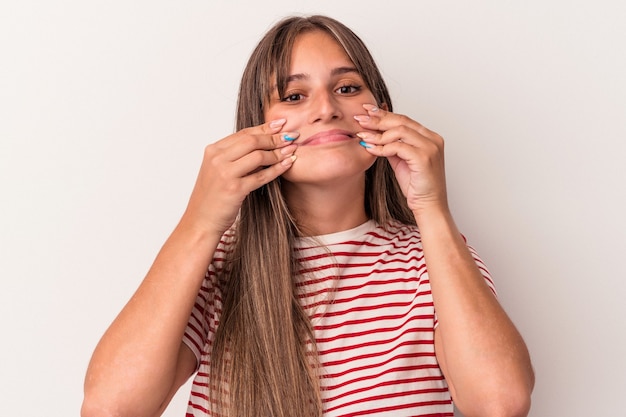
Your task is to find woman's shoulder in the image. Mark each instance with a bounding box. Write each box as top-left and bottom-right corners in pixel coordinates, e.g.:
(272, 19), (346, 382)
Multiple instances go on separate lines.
(341, 219), (423, 253)
(373, 219), (421, 240)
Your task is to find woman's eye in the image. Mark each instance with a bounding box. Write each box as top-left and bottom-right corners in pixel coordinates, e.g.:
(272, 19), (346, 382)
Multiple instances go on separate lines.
(282, 93), (303, 102)
(337, 85), (361, 94)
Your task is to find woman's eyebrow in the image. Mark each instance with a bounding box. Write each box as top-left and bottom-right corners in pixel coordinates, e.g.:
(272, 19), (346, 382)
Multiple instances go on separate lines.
(285, 66), (359, 83)
(271, 66), (361, 91)
(285, 73), (309, 83)
(270, 73), (308, 91)
(331, 66), (359, 76)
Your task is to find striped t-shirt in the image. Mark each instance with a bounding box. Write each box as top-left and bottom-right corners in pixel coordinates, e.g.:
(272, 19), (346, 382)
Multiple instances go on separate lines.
(183, 220), (495, 417)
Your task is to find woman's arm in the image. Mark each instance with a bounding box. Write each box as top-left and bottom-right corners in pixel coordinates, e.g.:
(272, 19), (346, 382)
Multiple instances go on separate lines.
(356, 104), (534, 417)
(81, 222), (221, 417)
(81, 119), (298, 417)
(418, 209), (534, 417)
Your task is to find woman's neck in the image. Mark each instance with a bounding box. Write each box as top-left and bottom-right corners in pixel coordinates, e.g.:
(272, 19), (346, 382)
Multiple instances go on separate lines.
(282, 176), (369, 236)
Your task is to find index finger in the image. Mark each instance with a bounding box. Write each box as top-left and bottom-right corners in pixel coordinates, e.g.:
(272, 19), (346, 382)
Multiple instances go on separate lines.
(218, 118), (297, 158)
(354, 104), (436, 138)
(246, 118), (301, 146)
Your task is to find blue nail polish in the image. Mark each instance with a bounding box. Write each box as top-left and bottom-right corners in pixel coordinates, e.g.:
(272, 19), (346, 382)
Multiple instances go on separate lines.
(359, 140), (373, 149)
(283, 134), (297, 141)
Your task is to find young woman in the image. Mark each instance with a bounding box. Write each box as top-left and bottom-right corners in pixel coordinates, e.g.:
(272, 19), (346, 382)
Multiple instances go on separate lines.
(82, 15), (534, 417)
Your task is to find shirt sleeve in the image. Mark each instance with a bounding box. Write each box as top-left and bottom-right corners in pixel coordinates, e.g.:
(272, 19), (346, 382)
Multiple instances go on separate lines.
(432, 239), (497, 329)
(467, 243), (497, 297)
(182, 233), (231, 369)
(182, 271), (216, 367)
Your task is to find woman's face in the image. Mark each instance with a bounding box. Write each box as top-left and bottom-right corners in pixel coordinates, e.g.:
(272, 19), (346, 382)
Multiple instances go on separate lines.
(264, 30), (379, 185)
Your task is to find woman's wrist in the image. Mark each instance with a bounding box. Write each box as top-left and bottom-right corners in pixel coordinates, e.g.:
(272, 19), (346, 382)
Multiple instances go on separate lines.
(411, 200), (453, 229)
(173, 215), (225, 253)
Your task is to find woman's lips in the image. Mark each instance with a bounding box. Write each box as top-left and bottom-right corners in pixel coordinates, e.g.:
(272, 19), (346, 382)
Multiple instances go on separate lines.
(299, 129), (355, 146)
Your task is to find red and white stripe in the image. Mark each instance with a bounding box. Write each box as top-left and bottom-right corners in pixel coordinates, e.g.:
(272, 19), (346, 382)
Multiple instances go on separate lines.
(183, 221), (495, 417)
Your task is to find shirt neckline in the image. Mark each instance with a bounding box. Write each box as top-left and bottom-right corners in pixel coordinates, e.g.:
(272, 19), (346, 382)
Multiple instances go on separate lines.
(295, 220), (379, 247)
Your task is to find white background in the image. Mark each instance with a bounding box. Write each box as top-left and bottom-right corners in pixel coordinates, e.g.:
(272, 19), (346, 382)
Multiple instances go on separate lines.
(1, 1), (625, 416)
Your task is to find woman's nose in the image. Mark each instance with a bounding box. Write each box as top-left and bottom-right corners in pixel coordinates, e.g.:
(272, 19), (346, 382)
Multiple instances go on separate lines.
(309, 91), (342, 123)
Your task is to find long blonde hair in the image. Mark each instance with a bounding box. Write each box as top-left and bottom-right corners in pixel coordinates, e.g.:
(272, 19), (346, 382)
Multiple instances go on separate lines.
(210, 15), (415, 417)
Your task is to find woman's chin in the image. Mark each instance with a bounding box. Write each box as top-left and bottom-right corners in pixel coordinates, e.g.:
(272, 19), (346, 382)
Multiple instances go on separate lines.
(280, 147), (376, 184)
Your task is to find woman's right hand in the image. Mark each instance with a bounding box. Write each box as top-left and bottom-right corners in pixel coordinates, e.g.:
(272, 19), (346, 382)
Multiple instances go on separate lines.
(83, 121), (299, 417)
(180, 118), (298, 237)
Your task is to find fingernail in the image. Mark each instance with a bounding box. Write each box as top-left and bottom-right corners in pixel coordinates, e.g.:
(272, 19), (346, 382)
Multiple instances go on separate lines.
(363, 104), (379, 112)
(354, 115), (370, 123)
(270, 118), (287, 129)
(282, 132), (299, 141)
(359, 141), (373, 149)
(282, 154), (297, 166)
(355, 132), (370, 139)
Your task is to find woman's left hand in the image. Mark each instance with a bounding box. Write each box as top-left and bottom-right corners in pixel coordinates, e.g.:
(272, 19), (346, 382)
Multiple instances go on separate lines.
(355, 104), (449, 217)
(356, 106), (535, 415)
